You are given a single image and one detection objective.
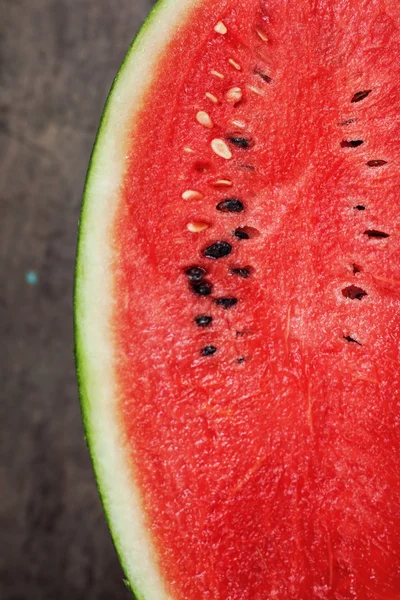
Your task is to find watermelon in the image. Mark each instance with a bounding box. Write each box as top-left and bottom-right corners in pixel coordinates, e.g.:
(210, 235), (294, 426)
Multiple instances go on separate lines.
(75, 0), (400, 598)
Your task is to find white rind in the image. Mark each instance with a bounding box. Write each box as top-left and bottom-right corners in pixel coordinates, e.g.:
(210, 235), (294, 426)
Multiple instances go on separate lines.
(75, 1), (203, 598)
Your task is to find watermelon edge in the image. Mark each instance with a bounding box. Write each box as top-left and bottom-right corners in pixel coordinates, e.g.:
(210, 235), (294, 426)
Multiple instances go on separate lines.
(74, 1), (202, 598)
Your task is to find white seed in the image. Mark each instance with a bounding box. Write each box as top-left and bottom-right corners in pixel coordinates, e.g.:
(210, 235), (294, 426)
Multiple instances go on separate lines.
(228, 58), (242, 71)
(183, 146), (195, 153)
(196, 111), (213, 129)
(211, 138), (232, 160)
(205, 92), (219, 104)
(232, 119), (247, 129)
(187, 221), (209, 233)
(213, 179), (233, 187)
(210, 70), (224, 79)
(247, 85), (265, 96)
(256, 29), (268, 42)
(214, 21), (227, 34)
(225, 87), (243, 105)
(182, 189), (204, 201)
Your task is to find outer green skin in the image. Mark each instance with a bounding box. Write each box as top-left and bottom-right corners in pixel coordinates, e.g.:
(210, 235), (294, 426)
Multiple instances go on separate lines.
(74, 2), (167, 598)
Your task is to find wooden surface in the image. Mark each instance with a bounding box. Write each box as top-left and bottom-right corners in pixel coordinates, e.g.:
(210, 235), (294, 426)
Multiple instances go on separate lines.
(0, 1), (155, 598)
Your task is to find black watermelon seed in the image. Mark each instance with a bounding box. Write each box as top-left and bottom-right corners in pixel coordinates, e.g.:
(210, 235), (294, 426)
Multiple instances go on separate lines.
(366, 159), (387, 167)
(351, 90), (371, 103)
(342, 285), (367, 300)
(254, 69), (272, 83)
(339, 118), (356, 126)
(364, 229), (389, 238)
(201, 345), (217, 356)
(191, 280), (213, 296)
(227, 137), (252, 149)
(215, 297), (238, 309)
(341, 139), (364, 148)
(233, 226), (260, 240)
(195, 315), (213, 328)
(216, 198), (245, 213)
(203, 241), (232, 259)
(344, 335), (362, 346)
(237, 356), (246, 363)
(185, 266), (206, 282)
(233, 228), (249, 240)
(231, 267), (252, 278)
(354, 205), (366, 210)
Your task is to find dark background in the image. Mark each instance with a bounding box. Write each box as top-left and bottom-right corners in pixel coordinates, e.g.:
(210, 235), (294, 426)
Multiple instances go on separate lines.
(1, 1), (155, 598)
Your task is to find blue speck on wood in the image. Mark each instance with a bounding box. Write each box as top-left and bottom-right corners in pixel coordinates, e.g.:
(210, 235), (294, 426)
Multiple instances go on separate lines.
(25, 271), (38, 286)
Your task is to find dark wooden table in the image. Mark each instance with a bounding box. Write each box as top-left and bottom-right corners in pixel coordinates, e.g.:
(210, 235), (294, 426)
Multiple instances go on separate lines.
(1, 2), (155, 598)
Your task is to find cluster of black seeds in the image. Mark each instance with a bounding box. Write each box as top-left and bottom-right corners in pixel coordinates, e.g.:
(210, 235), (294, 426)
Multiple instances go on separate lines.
(341, 88), (391, 348)
(182, 190), (259, 360)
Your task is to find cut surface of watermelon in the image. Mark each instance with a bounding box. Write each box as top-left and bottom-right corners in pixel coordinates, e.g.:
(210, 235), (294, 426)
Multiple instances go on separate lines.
(75, 0), (400, 598)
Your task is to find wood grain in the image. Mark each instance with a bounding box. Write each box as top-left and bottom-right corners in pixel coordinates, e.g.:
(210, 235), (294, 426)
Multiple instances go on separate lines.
(0, 1), (155, 598)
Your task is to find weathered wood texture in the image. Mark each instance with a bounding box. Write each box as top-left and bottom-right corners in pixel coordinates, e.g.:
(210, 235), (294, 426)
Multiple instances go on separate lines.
(0, 1), (155, 598)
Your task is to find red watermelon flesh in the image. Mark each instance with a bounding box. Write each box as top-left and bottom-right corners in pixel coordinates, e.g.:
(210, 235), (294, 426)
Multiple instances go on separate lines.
(113, 0), (400, 598)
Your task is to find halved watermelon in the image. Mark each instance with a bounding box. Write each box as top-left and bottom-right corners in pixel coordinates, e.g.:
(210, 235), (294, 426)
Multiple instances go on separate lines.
(75, 0), (400, 598)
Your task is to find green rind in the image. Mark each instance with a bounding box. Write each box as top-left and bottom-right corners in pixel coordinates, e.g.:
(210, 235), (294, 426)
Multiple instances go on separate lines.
(74, 2), (169, 599)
